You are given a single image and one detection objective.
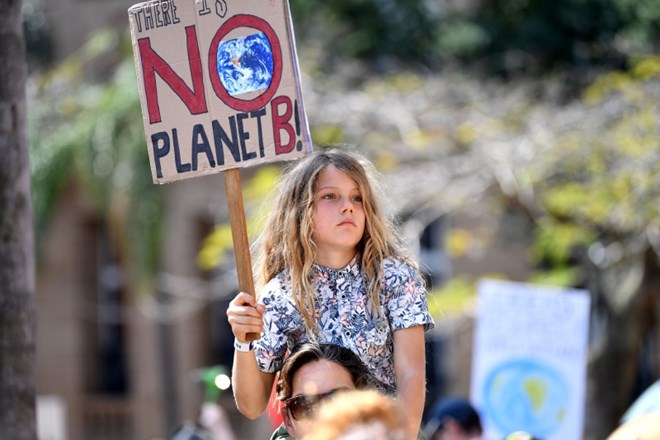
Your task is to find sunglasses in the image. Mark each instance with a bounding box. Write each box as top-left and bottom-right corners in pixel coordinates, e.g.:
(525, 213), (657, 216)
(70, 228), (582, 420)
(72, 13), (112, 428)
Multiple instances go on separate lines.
(284, 388), (346, 420)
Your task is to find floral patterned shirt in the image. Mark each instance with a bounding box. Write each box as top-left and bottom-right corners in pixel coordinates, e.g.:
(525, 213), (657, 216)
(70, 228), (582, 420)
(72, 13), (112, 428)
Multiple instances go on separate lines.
(254, 256), (434, 389)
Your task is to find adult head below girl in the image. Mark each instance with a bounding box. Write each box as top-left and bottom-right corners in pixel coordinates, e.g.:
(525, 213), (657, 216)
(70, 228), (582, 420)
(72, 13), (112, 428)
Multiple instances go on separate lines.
(227, 146), (434, 439)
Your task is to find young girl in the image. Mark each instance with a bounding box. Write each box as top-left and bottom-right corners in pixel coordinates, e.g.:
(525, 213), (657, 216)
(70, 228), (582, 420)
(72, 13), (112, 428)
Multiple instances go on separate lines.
(227, 147), (434, 439)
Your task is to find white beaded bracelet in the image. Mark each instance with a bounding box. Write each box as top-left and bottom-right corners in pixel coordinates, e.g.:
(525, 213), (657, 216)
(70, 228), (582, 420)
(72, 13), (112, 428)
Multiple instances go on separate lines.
(234, 338), (255, 352)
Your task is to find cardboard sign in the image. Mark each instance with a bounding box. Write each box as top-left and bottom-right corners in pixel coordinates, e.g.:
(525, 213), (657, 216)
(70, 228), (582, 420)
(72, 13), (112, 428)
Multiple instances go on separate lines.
(128, 0), (312, 184)
(471, 279), (591, 440)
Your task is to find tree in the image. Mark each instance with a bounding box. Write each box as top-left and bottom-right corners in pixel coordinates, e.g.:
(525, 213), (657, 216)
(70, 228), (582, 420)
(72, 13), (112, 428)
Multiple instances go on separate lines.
(0, 0), (36, 439)
(29, 30), (163, 292)
(499, 59), (660, 439)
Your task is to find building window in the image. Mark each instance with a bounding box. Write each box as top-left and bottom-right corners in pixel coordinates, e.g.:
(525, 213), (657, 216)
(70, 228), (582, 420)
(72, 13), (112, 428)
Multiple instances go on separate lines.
(86, 222), (129, 395)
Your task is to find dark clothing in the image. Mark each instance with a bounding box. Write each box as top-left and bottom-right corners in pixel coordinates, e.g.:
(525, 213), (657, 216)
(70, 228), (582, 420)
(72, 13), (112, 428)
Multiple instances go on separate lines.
(269, 423), (293, 440)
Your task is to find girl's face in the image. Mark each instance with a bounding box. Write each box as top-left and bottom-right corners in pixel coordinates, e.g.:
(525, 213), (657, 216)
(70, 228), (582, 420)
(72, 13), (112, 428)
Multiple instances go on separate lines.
(311, 165), (366, 267)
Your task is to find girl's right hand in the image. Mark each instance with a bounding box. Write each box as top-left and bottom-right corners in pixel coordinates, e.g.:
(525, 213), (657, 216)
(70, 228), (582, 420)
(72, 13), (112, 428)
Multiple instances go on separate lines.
(226, 291), (265, 342)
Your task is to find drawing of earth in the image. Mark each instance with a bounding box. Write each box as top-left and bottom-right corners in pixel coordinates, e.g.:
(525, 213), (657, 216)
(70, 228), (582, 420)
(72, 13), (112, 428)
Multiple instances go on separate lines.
(483, 359), (570, 437)
(217, 31), (274, 97)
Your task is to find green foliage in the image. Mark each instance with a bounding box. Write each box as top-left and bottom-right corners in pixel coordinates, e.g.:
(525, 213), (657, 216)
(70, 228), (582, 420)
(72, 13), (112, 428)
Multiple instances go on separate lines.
(523, 56), (660, 267)
(476, 0), (622, 69)
(426, 276), (476, 319)
(584, 56), (660, 102)
(436, 18), (491, 58)
(427, 274), (510, 318)
(289, 0), (442, 66)
(528, 266), (579, 288)
(29, 29), (164, 285)
(614, 0), (660, 52)
(311, 125), (345, 146)
(531, 219), (596, 266)
(288, 0), (660, 72)
(197, 224), (234, 271)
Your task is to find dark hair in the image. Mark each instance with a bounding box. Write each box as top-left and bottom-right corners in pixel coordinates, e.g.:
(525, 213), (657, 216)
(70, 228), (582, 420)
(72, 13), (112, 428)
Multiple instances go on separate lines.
(276, 343), (380, 401)
(423, 397), (482, 438)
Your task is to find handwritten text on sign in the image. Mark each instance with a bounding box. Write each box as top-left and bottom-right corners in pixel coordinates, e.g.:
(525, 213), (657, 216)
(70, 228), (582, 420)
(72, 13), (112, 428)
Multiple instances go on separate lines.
(129, 0), (311, 183)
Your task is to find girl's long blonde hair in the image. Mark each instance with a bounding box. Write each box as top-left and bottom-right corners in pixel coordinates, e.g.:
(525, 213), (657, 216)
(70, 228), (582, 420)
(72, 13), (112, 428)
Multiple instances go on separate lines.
(253, 147), (411, 332)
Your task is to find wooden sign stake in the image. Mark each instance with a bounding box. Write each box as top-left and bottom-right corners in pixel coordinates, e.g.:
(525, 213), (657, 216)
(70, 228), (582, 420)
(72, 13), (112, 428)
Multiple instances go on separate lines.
(224, 168), (260, 341)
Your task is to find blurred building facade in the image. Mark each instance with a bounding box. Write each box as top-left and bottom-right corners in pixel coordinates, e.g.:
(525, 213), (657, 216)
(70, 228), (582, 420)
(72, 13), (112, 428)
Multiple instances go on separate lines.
(35, 173), (275, 439)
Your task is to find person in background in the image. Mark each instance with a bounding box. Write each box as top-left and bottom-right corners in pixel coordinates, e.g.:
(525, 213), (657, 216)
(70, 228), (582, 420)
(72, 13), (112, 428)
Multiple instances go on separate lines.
(271, 342), (382, 440)
(227, 147), (434, 439)
(606, 409), (660, 440)
(302, 389), (407, 440)
(422, 397), (483, 440)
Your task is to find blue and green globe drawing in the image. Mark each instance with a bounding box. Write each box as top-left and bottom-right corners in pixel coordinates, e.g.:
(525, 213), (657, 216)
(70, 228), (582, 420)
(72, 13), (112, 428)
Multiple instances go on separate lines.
(483, 359), (570, 437)
(217, 32), (274, 97)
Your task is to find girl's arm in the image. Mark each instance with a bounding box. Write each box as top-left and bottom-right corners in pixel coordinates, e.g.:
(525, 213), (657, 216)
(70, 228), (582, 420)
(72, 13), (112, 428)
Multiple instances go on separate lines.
(393, 325), (426, 440)
(227, 291), (275, 419)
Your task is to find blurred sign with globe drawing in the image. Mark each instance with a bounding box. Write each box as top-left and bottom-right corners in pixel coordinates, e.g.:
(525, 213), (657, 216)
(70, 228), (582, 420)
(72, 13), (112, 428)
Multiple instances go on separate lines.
(128, 0), (312, 184)
(471, 279), (590, 439)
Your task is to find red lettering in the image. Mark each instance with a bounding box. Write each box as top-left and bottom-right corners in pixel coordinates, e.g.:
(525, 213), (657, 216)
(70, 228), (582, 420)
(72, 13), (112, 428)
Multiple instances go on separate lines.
(138, 25), (208, 124)
(271, 96), (295, 154)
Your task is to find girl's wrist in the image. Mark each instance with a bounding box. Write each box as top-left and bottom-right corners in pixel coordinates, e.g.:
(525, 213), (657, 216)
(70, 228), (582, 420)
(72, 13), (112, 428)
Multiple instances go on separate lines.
(234, 338), (255, 352)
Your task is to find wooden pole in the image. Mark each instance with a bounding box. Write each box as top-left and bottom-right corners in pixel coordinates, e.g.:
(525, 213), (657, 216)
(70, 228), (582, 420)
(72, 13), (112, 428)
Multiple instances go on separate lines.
(223, 168), (260, 341)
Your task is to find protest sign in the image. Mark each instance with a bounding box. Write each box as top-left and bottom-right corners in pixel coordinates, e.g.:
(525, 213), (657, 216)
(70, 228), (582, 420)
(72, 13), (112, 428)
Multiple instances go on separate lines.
(128, 0), (312, 339)
(471, 279), (590, 440)
(128, 0), (312, 184)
